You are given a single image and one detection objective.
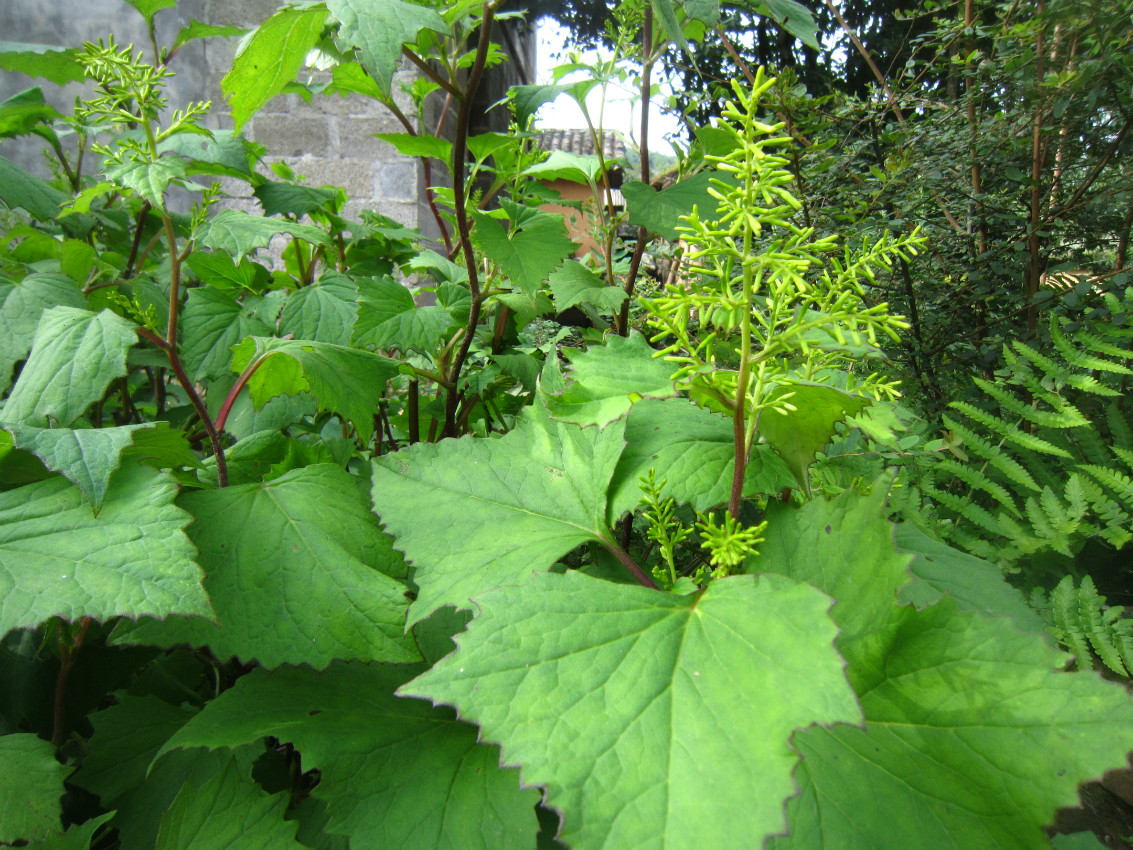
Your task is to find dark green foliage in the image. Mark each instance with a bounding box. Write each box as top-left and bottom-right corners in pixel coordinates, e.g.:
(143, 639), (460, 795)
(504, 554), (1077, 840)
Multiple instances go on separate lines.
(0, 0), (1130, 846)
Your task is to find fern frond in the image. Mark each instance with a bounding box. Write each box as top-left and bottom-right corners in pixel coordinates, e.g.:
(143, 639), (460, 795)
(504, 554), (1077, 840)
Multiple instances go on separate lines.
(921, 483), (1004, 538)
(1050, 320), (1133, 374)
(1076, 576), (1130, 675)
(1112, 446), (1133, 472)
(1107, 403), (1133, 450)
(1051, 575), (1096, 665)
(935, 456), (1020, 516)
(1079, 464), (1133, 502)
(971, 376), (1089, 428)
(949, 401), (1072, 457)
(941, 414), (1041, 492)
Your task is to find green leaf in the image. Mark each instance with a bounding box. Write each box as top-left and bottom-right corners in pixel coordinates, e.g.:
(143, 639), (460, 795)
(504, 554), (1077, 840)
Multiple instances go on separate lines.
(221, 6), (327, 132)
(194, 209), (332, 264)
(170, 21), (248, 53)
(509, 80), (599, 127)
(373, 132), (453, 163)
(0, 272), (86, 396)
(253, 182), (338, 217)
(162, 130), (265, 180)
(278, 273), (359, 346)
(23, 814), (115, 850)
(123, 0), (176, 25)
(113, 465), (418, 668)
(1, 307), (137, 428)
(547, 259), (627, 314)
(0, 43), (85, 85)
(0, 422), (153, 512)
(0, 734), (67, 844)
(327, 0), (448, 96)
(753, 0), (820, 50)
(403, 570), (860, 850)
(351, 275), (453, 352)
(894, 523), (1046, 632)
(156, 662), (540, 849)
(608, 398), (796, 518)
(622, 172), (730, 240)
(74, 696), (199, 806)
(180, 288), (272, 382)
(758, 382), (872, 489)
(542, 331), (678, 427)
(522, 150), (605, 185)
(0, 462), (212, 637)
(371, 402), (626, 624)
(0, 155), (68, 220)
(651, 0), (694, 63)
(103, 157), (186, 211)
(185, 250), (270, 296)
(71, 696), (241, 849)
(0, 88), (61, 139)
(472, 210), (575, 298)
(749, 484), (912, 673)
(155, 758), (304, 850)
(773, 596), (1133, 850)
(231, 336), (397, 444)
(123, 424), (202, 472)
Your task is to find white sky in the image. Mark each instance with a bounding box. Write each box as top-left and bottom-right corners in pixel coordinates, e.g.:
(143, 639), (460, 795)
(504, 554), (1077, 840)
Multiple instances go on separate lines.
(533, 19), (686, 155)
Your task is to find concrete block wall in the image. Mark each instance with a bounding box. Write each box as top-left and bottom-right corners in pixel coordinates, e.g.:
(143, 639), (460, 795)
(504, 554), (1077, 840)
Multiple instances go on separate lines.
(0, 0), (455, 241)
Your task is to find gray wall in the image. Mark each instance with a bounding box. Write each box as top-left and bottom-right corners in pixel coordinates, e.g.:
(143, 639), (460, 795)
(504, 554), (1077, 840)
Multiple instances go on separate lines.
(0, 0), (533, 239)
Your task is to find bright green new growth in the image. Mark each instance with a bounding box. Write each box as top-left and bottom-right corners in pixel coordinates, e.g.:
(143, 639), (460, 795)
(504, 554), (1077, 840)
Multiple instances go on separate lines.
(643, 69), (920, 513)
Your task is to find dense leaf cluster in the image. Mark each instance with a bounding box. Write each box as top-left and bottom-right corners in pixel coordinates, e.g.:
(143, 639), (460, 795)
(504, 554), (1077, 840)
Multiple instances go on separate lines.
(0, 0), (1130, 847)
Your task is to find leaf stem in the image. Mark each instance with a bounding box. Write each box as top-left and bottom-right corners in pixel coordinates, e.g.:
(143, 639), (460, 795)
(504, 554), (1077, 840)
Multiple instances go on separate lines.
(52, 617), (93, 749)
(603, 536), (659, 589)
(442, 2), (496, 437)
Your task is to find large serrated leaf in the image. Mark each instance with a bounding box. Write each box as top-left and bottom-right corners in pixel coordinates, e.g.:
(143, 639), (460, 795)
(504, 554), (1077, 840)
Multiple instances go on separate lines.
(0, 422), (153, 511)
(0, 272), (86, 395)
(104, 157), (187, 210)
(748, 483), (1133, 848)
(0, 155), (68, 220)
(1, 307), (137, 427)
(0, 42), (85, 85)
(371, 402), (626, 624)
(351, 275), (453, 352)
(754, 0), (820, 50)
(155, 758), (304, 850)
(622, 172), (731, 240)
(773, 596), (1133, 849)
(758, 382), (872, 490)
(328, 0), (449, 95)
(402, 570), (860, 850)
(155, 662), (540, 850)
(471, 209), (575, 298)
(0, 734), (67, 844)
(231, 336), (397, 444)
(608, 398), (795, 517)
(547, 259), (627, 314)
(748, 484), (913, 673)
(542, 331), (679, 427)
(113, 465), (419, 668)
(71, 696), (239, 850)
(0, 462), (212, 637)
(894, 522), (1045, 632)
(195, 209), (333, 263)
(278, 273), (359, 346)
(221, 6), (326, 132)
(180, 288), (272, 382)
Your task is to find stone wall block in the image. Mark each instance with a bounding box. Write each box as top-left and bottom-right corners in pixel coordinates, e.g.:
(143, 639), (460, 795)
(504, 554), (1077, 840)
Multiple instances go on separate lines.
(377, 161), (419, 202)
(329, 117), (402, 159)
(248, 115), (332, 158)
